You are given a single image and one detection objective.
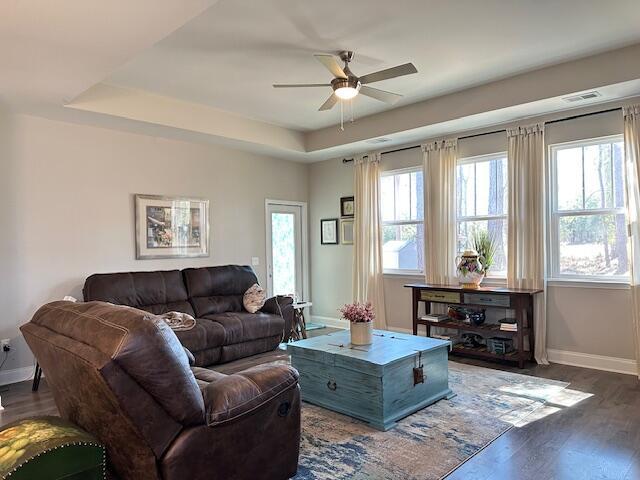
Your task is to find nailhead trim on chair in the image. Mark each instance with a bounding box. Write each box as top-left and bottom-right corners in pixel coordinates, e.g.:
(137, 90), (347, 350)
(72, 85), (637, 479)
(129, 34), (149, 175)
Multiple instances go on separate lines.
(4, 442), (106, 479)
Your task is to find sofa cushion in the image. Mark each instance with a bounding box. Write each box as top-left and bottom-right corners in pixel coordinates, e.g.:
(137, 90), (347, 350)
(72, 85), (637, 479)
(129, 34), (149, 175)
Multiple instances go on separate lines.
(173, 318), (225, 353)
(183, 266), (258, 317)
(83, 270), (194, 317)
(191, 367), (226, 392)
(202, 312), (284, 345)
(220, 337), (282, 364)
(202, 364), (299, 426)
(192, 347), (222, 367)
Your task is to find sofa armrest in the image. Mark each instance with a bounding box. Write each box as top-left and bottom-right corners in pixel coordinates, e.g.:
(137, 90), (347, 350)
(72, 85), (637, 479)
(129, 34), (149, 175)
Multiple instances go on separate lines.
(261, 295), (294, 342)
(202, 364), (299, 427)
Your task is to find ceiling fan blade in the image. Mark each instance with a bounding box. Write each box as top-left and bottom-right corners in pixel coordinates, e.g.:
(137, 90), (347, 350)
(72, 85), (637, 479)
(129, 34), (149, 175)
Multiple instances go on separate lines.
(319, 93), (339, 111)
(360, 86), (402, 105)
(359, 63), (418, 84)
(273, 83), (330, 88)
(314, 54), (347, 79)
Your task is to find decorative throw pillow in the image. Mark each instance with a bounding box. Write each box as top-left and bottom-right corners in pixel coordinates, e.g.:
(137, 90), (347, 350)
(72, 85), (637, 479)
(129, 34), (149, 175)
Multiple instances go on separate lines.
(243, 283), (266, 313)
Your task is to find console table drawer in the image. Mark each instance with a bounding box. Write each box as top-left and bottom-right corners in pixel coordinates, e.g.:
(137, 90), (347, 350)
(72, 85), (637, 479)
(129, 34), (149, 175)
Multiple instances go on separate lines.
(421, 290), (460, 303)
(463, 293), (511, 307)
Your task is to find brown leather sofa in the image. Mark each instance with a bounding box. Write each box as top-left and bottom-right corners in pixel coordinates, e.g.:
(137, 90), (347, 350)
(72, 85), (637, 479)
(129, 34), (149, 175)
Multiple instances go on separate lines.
(83, 265), (294, 367)
(21, 301), (301, 480)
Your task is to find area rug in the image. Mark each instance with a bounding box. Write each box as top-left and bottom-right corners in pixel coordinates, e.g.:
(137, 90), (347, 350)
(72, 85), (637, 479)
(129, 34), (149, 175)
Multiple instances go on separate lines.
(294, 361), (569, 480)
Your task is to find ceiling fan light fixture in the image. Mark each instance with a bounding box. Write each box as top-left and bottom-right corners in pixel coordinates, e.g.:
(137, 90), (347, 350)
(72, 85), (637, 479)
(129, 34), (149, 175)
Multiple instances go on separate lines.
(331, 77), (361, 100)
(335, 86), (359, 100)
(273, 51), (417, 113)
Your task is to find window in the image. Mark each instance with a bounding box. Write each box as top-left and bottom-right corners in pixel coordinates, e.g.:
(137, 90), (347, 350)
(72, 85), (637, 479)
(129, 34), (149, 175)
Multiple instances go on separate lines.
(549, 136), (629, 281)
(456, 153), (508, 278)
(381, 167), (424, 274)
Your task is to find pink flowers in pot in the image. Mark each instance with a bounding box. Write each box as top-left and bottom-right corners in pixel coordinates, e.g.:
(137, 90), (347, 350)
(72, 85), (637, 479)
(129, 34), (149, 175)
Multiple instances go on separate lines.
(339, 302), (375, 323)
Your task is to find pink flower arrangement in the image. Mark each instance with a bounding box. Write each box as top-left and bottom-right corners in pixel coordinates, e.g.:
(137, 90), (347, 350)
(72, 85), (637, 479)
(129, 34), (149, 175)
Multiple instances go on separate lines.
(339, 302), (375, 323)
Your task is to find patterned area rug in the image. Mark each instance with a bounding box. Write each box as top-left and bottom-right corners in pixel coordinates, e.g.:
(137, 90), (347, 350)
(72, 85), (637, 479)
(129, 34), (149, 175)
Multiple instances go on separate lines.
(294, 361), (569, 480)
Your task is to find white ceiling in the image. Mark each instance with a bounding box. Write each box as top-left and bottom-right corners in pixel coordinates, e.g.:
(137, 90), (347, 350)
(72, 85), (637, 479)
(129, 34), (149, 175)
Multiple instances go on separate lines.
(106, 0), (640, 131)
(0, 0), (217, 114)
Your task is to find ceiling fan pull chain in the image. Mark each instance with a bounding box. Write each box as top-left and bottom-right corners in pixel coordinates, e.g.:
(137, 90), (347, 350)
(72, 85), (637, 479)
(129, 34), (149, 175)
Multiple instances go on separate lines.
(350, 98), (354, 123)
(340, 100), (344, 131)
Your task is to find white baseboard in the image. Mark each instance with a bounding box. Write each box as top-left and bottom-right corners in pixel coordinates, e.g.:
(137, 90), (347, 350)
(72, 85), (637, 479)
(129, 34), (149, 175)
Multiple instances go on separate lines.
(310, 319), (638, 376)
(0, 366), (36, 386)
(309, 318), (423, 335)
(310, 316), (348, 329)
(547, 349), (637, 376)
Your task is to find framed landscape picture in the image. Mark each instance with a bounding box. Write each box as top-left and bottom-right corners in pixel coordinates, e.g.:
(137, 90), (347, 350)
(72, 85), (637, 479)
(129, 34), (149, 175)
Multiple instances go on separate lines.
(135, 194), (209, 259)
(320, 218), (339, 245)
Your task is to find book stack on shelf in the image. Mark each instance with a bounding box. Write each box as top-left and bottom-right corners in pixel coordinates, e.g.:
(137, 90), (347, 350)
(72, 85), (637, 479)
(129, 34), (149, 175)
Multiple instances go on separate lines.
(499, 318), (517, 332)
(421, 313), (449, 323)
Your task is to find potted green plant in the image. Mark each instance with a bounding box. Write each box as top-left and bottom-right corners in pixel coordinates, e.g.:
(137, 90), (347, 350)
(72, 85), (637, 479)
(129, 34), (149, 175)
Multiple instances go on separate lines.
(470, 230), (497, 277)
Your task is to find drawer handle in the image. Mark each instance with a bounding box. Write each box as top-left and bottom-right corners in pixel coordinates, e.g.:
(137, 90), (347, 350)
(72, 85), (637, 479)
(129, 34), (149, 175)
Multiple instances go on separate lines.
(327, 380), (337, 391)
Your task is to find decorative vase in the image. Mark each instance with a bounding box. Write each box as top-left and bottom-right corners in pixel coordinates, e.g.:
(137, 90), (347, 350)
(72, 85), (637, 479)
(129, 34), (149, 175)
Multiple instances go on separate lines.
(456, 249), (485, 289)
(350, 321), (373, 345)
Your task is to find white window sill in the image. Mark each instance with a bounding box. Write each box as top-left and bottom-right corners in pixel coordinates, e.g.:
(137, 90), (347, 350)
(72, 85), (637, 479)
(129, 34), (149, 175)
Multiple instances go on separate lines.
(383, 271), (423, 280)
(382, 273), (630, 289)
(479, 276), (507, 286)
(382, 273), (509, 286)
(546, 278), (631, 290)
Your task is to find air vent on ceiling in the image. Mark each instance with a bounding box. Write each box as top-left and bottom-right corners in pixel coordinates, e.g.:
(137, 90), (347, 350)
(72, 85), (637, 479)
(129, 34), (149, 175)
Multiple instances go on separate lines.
(366, 137), (392, 144)
(562, 91), (602, 103)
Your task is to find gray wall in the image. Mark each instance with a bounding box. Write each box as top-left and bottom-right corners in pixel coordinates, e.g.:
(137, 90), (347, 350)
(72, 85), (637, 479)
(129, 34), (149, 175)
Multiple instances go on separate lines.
(309, 158), (354, 319)
(1, 106), (634, 381)
(0, 113), (309, 380)
(309, 109), (635, 363)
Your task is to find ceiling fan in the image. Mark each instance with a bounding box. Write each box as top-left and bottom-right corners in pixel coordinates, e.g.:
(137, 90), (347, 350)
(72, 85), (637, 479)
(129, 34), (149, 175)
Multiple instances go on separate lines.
(273, 51), (418, 111)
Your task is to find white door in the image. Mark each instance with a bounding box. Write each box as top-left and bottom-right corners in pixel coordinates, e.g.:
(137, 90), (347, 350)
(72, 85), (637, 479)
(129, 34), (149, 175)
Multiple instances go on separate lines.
(266, 201), (307, 300)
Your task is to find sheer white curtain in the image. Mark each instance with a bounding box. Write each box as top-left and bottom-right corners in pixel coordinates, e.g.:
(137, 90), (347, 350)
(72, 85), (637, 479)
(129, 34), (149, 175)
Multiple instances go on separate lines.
(506, 123), (548, 364)
(353, 153), (387, 329)
(422, 139), (458, 284)
(623, 105), (640, 378)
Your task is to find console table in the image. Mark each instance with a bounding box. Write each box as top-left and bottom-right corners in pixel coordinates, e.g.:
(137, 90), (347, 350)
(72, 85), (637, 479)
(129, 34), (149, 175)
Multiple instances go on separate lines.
(404, 283), (542, 368)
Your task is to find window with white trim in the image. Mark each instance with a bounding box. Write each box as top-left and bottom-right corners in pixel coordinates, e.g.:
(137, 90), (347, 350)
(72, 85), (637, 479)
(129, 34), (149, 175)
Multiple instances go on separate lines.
(380, 167), (424, 274)
(549, 136), (629, 281)
(456, 153), (508, 278)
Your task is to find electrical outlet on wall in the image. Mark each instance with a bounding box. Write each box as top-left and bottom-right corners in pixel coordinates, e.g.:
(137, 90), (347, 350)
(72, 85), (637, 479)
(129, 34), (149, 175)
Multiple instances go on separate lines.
(251, 257), (260, 266)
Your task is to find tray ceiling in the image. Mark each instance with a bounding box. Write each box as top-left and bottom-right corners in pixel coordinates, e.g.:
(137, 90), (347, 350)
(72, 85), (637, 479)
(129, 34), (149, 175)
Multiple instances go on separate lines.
(106, 0), (640, 131)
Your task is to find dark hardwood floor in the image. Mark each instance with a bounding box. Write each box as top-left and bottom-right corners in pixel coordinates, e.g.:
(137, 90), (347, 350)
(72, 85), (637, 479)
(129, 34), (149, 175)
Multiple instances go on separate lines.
(3, 328), (639, 480)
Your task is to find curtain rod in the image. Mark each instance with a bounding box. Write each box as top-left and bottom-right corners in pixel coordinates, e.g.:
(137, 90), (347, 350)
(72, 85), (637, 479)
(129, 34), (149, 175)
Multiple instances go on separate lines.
(342, 106), (622, 163)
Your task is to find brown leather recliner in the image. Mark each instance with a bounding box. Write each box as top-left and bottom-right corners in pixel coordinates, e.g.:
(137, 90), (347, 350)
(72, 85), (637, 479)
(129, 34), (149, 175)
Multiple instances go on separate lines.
(20, 301), (301, 480)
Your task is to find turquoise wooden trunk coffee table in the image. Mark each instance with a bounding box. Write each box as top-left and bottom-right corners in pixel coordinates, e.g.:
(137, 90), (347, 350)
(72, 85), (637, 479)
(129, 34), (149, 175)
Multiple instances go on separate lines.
(287, 329), (453, 431)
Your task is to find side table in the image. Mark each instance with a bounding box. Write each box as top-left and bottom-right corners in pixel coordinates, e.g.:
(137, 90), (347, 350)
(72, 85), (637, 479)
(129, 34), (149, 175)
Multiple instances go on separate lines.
(290, 301), (312, 341)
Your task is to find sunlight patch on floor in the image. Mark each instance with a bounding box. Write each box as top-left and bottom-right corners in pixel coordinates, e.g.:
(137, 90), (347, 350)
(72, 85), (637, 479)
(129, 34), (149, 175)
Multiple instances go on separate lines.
(497, 381), (593, 427)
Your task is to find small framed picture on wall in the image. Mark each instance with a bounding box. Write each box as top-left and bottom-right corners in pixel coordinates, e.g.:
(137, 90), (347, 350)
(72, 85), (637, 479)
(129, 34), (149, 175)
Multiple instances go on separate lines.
(340, 196), (355, 218)
(320, 218), (339, 245)
(341, 219), (354, 245)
